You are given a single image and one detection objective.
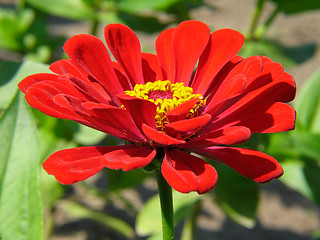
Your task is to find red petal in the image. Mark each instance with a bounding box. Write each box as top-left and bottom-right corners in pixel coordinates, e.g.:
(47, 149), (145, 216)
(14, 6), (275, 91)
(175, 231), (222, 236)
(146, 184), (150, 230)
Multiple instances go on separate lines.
(205, 56), (262, 105)
(141, 52), (163, 82)
(63, 34), (123, 103)
(205, 74), (246, 115)
(118, 94), (157, 131)
(54, 94), (92, 116)
(172, 20), (210, 85)
(105, 24), (144, 85)
(43, 145), (156, 184)
(18, 73), (61, 93)
(102, 145), (156, 170)
(161, 149), (218, 194)
(236, 102), (296, 133)
(253, 70), (296, 103)
(165, 114), (211, 138)
(202, 126), (251, 145)
(66, 74), (111, 104)
(155, 28), (175, 81)
(192, 29), (244, 94)
(81, 102), (146, 141)
(180, 126), (251, 149)
(142, 124), (185, 145)
(166, 97), (199, 122)
(193, 147), (283, 183)
(112, 61), (133, 90)
(203, 55), (243, 100)
(24, 81), (88, 121)
(222, 56), (263, 84)
(50, 59), (86, 80)
(212, 101), (296, 134)
(221, 59), (295, 116)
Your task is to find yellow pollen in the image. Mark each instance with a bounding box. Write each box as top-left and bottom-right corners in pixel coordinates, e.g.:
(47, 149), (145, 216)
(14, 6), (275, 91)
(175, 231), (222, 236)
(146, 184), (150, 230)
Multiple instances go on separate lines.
(125, 80), (206, 131)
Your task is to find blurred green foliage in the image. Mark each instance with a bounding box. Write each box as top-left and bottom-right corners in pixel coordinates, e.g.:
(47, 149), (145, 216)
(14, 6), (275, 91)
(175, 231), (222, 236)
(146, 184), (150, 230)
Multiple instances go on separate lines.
(0, 0), (320, 239)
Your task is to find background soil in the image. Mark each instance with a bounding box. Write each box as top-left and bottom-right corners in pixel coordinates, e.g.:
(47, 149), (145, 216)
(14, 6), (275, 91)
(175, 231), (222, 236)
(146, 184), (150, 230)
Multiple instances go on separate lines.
(1, 0), (320, 239)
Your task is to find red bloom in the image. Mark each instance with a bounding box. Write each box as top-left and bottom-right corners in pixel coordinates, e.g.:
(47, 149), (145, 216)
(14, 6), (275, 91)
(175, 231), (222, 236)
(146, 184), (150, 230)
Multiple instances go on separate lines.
(18, 20), (296, 194)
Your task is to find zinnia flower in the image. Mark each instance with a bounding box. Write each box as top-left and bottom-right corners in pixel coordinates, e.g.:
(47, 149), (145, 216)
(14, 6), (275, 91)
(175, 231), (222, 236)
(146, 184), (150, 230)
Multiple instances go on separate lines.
(18, 20), (296, 194)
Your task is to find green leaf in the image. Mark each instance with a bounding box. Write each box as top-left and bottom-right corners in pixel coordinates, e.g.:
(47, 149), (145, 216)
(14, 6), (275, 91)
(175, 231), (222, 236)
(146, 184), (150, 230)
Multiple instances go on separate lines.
(0, 61), (22, 109)
(180, 200), (201, 240)
(136, 190), (200, 237)
(295, 69), (320, 133)
(292, 132), (320, 161)
(73, 124), (106, 145)
(26, 0), (95, 20)
(117, 0), (181, 12)
(0, 8), (34, 50)
(280, 160), (313, 200)
(213, 163), (259, 228)
(0, 92), (43, 240)
(39, 168), (65, 208)
(312, 228), (320, 239)
(270, 0), (320, 14)
(239, 40), (316, 68)
(266, 132), (298, 159)
(107, 168), (149, 192)
(281, 160), (320, 205)
(61, 200), (136, 239)
(304, 162), (320, 205)
(117, 11), (169, 33)
(0, 61), (50, 110)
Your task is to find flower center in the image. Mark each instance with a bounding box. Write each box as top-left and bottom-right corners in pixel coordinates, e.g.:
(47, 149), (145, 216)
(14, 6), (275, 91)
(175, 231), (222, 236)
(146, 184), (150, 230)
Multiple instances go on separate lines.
(125, 80), (206, 131)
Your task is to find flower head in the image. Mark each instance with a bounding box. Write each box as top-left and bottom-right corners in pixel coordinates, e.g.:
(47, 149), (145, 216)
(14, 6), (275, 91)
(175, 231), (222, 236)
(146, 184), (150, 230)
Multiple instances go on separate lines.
(18, 20), (296, 194)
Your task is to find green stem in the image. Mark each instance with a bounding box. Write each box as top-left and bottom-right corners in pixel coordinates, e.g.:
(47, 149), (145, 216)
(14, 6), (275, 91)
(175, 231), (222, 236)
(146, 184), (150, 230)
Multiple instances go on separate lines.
(155, 171), (174, 240)
(255, 5), (281, 39)
(247, 0), (266, 40)
(90, 19), (99, 36)
(90, 0), (102, 35)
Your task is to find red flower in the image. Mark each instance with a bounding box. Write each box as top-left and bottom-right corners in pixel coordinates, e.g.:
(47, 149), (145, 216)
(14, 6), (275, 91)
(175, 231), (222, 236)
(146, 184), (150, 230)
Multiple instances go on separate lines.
(18, 20), (296, 194)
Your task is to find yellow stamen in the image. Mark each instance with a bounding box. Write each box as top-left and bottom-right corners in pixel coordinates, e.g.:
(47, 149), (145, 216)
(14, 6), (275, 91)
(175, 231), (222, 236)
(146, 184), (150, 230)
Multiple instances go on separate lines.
(125, 80), (206, 131)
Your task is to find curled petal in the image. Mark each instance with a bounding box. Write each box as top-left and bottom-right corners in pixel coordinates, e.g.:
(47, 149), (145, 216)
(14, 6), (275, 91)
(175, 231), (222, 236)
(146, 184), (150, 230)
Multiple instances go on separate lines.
(43, 145), (156, 184)
(165, 114), (211, 138)
(162, 149), (218, 194)
(193, 147), (283, 183)
(105, 24), (144, 85)
(142, 124), (185, 145)
(166, 97), (199, 122)
(118, 94), (157, 130)
(180, 126), (251, 149)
